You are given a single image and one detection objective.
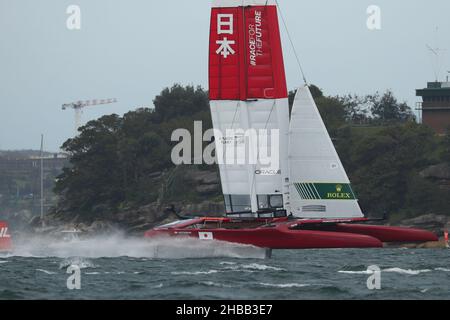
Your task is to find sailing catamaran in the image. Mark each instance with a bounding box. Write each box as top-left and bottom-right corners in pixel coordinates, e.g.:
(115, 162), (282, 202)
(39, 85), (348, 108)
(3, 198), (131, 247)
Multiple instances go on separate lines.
(144, 0), (438, 249)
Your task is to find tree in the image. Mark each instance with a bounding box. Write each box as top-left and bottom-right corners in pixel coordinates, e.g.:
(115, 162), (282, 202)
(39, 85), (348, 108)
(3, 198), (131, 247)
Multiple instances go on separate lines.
(339, 94), (371, 124)
(54, 85), (211, 219)
(153, 84), (210, 123)
(349, 123), (438, 216)
(315, 96), (347, 131)
(55, 115), (124, 216)
(368, 90), (414, 124)
(440, 127), (450, 164)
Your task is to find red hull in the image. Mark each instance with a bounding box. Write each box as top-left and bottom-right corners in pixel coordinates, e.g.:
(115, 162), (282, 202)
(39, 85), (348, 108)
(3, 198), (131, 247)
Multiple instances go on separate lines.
(146, 225), (383, 249)
(321, 224), (439, 243)
(144, 217), (438, 249)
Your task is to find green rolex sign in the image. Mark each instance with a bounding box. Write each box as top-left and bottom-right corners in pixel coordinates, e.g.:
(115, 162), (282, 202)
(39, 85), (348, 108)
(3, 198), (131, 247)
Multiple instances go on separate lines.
(294, 183), (357, 200)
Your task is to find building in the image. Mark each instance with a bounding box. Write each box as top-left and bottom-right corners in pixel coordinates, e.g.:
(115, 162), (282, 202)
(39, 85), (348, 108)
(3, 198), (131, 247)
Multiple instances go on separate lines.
(0, 154), (68, 173)
(0, 154), (68, 198)
(416, 81), (450, 135)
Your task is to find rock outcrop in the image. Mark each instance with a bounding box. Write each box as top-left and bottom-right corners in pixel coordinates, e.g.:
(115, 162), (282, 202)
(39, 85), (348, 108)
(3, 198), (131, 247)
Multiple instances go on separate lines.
(400, 214), (450, 236)
(420, 163), (450, 191)
(31, 199), (225, 237)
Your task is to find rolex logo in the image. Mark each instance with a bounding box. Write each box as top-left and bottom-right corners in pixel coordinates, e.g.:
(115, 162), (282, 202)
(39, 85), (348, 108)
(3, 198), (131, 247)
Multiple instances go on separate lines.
(325, 184), (353, 200)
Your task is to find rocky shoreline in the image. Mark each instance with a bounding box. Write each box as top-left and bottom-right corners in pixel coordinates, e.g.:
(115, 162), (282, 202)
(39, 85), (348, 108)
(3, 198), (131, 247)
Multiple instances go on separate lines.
(12, 200), (225, 238)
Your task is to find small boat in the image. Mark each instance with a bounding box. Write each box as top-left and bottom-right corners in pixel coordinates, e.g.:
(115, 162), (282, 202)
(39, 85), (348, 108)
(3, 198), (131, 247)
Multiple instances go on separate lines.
(145, 0), (438, 249)
(60, 229), (83, 243)
(0, 221), (12, 253)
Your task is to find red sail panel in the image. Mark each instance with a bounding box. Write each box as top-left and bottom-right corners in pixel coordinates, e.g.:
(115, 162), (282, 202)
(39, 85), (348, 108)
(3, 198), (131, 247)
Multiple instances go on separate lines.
(209, 5), (288, 101)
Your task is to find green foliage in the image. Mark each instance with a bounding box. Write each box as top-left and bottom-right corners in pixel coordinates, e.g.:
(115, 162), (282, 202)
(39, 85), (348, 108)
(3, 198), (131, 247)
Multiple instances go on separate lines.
(346, 124), (433, 215)
(54, 85), (211, 218)
(367, 90), (415, 123)
(315, 96), (347, 131)
(440, 127), (450, 164)
(289, 86), (415, 132)
(153, 84), (211, 125)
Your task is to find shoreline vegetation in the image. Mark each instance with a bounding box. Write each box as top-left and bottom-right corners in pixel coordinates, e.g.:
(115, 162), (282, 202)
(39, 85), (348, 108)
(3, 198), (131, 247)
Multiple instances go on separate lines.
(1, 84), (450, 239)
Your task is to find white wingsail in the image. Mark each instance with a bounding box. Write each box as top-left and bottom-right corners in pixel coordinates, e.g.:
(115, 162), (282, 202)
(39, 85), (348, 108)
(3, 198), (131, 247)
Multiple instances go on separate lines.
(209, 1), (290, 216)
(288, 86), (364, 219)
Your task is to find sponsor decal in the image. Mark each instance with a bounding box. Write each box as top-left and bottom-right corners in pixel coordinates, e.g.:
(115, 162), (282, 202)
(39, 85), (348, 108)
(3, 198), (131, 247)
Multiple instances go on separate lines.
(248, 10), (263, 66)
(216, 14), (236, 58)
(220, 134), (245, 146)
(294, 183), (357, 201)
(255, 169), (281, 176)
(174, 232), (193, 236)
(0, 227), (10, 238)
(326, 184), (353, 200)
(199, 232), (214, 241)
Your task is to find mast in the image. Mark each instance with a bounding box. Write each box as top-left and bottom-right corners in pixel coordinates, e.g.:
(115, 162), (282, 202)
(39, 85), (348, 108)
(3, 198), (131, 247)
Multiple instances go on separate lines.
(40, 134), (45, 227)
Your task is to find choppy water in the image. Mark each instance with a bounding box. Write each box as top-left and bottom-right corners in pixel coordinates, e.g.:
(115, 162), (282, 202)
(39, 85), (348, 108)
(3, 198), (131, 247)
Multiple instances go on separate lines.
(0, 235), (449, 300)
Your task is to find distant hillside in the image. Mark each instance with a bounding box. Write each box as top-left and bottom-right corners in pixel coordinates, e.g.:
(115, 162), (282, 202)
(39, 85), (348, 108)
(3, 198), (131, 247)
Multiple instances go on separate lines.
(0, 150), (69, 224)
(0, 150), (56, 159)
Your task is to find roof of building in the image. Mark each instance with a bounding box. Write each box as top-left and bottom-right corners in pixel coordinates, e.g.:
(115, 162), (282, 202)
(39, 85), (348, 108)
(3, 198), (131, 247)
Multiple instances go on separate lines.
(417, 82), (450, 96)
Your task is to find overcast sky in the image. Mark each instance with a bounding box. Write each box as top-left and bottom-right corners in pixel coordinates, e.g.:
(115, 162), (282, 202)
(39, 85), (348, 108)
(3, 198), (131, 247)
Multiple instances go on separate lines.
(1, 0), (449, 151)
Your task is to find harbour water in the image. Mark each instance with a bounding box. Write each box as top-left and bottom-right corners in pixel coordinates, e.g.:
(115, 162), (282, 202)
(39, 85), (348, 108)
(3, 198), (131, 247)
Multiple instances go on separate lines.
(0, 235), (449, 300)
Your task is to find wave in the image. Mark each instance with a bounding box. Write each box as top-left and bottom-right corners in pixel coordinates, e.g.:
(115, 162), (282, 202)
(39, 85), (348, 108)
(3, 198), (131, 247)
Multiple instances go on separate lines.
(338, 270), (374, 275)
(170, 262), (285, 276)
(339, 267), (434, 275)
(240, 263), (286, 272)
(200, 281), (234, 288)
(84, 271), (143, 275)
(59, 257), (98, 270)
(435, 267), (450, 272)
(171, 270), (219, 275)
(383, 268), (432, 275)
(36, 269), (57, 275)
(8, 235), (268, 260)
(220, 264), (285, 273)
(259, 283), (310, 288)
